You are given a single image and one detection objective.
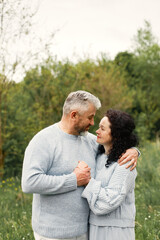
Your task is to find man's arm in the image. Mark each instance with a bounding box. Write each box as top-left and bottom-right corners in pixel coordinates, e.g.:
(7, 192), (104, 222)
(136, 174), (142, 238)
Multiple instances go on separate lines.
(21, 135), (78, 195)
(22, 135), (91, 194)
(118, 148), (140, 171)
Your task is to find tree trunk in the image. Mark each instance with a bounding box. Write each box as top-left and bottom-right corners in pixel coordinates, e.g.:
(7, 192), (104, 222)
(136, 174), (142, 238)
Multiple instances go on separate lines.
(0, 90), (4, 179)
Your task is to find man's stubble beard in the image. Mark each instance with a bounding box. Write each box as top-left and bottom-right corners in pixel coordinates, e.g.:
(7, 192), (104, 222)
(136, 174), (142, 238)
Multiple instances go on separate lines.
(79, 131), (88, 136)
(74, 124), (89, 136)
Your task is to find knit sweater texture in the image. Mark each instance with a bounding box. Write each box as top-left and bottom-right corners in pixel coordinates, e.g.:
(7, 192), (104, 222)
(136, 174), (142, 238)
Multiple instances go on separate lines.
(82, 153), (137, 227)
(21, 123), (98, 238)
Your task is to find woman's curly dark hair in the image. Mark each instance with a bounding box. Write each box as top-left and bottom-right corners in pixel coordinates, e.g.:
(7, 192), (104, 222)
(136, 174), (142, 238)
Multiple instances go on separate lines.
(97, 109), (139, 167)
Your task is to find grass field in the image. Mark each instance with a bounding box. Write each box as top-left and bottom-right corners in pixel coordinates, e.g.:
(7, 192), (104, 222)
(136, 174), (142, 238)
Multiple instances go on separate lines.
(0, 142), (160, 240)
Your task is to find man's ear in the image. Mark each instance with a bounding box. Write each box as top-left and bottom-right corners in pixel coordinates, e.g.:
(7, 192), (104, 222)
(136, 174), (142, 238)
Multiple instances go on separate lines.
(70, 111), (78, 120)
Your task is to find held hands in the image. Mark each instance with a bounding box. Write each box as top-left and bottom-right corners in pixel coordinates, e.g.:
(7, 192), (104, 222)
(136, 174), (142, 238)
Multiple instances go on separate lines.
(118, 148), (138, 171)
(73, 161), (91, 186)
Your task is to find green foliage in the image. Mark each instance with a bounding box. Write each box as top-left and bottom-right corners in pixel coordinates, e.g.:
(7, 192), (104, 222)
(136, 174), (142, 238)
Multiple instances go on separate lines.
(136, 142), (160, 206)
(114, 21), (160, 142)
(133, 20), (156, 54)
(133, 22), (160, 138)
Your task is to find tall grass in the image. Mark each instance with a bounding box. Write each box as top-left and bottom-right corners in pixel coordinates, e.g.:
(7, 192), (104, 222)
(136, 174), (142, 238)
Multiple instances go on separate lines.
(135, 141), (160, 239)
(0, 142), (160, 240)
(0, 177), (33, 240)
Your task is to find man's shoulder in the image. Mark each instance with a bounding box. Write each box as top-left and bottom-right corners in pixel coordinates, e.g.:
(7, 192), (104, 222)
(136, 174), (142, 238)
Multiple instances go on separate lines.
(86, 132), (97, 141)
(29, 123), (58, 144)
(38, 123), (58, 135)
(83, 132), (98, 148)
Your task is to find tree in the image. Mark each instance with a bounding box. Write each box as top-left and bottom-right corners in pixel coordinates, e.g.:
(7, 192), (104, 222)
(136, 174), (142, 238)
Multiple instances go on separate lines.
(115, 21), (160, 141)
(132, 21), (160, 140)
(0, 0), (55, 178)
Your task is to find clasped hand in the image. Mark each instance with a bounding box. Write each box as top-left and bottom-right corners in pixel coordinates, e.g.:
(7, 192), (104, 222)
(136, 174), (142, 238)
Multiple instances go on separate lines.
(73, 161), (91, 186)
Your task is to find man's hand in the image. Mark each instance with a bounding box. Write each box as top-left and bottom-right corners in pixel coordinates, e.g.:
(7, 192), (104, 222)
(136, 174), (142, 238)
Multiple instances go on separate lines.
(118, 148), (138, 171)
(73, 161), (91, 186)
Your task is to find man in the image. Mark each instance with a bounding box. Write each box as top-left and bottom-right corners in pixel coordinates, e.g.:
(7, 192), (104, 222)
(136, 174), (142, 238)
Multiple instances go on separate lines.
(22, 90), (139, 240)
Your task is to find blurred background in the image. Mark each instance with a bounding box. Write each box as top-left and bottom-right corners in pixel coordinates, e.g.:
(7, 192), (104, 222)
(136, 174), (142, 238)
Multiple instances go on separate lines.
(0, 0), (160, 239)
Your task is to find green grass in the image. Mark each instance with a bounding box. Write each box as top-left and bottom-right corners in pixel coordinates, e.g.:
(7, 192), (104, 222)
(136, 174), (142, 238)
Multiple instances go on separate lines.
(135, 141), (160, 240)
(0, 177), (33, 240)
(0, 142), (160, 240)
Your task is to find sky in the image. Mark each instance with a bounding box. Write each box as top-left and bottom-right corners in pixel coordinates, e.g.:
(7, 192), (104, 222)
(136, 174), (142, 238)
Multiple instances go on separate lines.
(35, 0), (160, 61)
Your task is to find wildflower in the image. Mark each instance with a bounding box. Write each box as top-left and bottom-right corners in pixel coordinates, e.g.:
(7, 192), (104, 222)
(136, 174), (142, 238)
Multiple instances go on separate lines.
(145, 217), (148, 220)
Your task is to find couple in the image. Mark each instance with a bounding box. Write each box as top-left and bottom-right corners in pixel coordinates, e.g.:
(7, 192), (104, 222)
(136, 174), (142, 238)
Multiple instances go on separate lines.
(22, 90), (139, 240)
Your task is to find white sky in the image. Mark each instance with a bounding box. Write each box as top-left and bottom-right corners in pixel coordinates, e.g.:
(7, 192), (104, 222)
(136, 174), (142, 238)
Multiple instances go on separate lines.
(35, 0), (160, 61)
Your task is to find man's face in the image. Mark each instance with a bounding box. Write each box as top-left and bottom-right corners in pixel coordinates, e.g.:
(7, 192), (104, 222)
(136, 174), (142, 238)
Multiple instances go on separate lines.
(74, 104), (96, 135)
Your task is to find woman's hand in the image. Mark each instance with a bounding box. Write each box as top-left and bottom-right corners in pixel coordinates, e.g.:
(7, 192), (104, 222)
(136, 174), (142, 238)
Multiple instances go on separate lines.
(77, 161), (89, 170)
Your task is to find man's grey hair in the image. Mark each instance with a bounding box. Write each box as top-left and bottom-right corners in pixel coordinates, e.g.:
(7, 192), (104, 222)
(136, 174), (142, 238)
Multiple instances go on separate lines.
(63, 90), (101, 115)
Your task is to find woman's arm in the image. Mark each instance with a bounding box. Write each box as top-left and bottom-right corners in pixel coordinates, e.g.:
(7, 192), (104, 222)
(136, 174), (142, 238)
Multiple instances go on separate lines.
(82, 163), (137, 215)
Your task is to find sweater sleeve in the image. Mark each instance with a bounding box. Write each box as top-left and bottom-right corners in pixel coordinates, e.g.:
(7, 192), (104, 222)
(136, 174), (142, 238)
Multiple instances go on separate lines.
(21, 133), (77, 195)
(82, 163), (137, 215)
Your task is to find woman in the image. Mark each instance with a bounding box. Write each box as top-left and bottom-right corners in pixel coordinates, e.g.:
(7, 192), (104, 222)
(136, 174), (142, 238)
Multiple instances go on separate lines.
(81, 109), (138, 240)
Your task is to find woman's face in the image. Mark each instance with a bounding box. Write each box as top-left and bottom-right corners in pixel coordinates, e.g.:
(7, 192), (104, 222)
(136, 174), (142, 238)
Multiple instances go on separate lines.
(96, 116), (112, 148)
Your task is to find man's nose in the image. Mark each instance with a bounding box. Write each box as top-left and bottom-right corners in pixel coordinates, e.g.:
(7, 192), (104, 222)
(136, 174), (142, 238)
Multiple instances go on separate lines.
(90, 118), (94, 126)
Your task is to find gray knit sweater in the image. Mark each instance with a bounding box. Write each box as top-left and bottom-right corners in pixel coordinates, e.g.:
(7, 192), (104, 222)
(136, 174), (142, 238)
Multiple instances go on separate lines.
(21, 123), (98, 238)
(82, 153), (137, 227)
